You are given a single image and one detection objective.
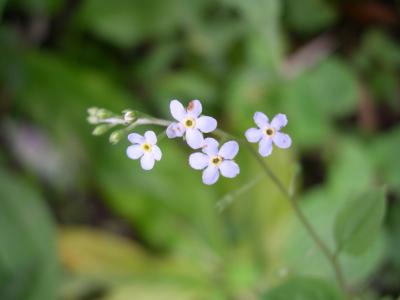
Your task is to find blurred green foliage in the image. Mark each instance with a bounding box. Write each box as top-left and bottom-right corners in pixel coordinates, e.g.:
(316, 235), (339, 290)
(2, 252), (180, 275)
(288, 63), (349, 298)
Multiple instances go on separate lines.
(0, 0), (399, 299)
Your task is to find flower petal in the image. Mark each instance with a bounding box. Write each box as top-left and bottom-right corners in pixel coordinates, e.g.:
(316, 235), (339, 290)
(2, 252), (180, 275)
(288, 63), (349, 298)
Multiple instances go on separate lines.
(186, 128), (204, 149)
(189, 152), (209, 170)
(170, 100), (186, 121)
(166, 122), (185, 138)
(259, 137), (273, 157)
(126, 145), (143, 159)
(128, 133), (144, 144)
(140, 153), (155, 170)
(271, 113), (288, 130)
(254, 112), (269, 128)
(201, 137), (219, 156)
(186, 99), (202, 117)
(202, 165), (220, 185)
(152, 145), (162, 161)
(196, 116), (217, 133)
(144, 130), (157, 144)
(219, 141), (239, 159)
(219, 160), (240, 178)
(273, 132), (292, 149)
(245, 128), (262, 143)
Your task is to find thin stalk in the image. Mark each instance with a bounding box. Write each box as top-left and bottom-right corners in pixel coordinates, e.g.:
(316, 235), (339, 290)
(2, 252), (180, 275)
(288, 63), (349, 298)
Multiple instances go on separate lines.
(245, 144), (348, 297)
(213, 128), (349, 296)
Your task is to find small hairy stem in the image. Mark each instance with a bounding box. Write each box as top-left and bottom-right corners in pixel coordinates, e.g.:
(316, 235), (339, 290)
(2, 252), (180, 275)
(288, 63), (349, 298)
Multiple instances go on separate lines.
(213, 128), (349, 296)
(244, 143), (349, 298)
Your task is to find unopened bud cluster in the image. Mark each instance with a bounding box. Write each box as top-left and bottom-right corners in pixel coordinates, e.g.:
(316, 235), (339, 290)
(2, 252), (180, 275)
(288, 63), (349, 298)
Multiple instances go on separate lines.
(87, 107), (138, 144)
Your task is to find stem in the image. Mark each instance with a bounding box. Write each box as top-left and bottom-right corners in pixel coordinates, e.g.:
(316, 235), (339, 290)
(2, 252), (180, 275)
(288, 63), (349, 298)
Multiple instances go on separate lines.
(213, 128), (349, 296)
(244, 143), (349, 297)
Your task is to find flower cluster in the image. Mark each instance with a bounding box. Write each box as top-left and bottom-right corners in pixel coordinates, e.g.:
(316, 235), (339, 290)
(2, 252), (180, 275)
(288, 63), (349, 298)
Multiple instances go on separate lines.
(89, 100), (291, 185)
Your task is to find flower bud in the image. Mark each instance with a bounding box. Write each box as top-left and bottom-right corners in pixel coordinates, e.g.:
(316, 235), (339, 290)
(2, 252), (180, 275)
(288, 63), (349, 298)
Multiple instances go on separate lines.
(87, 107), (99, 116)
(109, 130), (125, 144)
(123, 110), (136, 123)
(96, 109), (112, 119)
(87, 115), (99, 124)
(92, 124), (112, 136)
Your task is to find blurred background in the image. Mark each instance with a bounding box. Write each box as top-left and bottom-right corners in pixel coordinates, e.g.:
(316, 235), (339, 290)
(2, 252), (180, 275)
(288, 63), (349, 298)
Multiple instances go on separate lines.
(0, 0), (399, 299)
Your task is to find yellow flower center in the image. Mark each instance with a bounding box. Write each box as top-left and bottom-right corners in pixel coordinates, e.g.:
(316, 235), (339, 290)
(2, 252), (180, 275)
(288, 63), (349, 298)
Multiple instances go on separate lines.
(265, 127), (275, 137)
(211, 155), (223, 166)
(183, 117), (196, 129)
(141, 143), (152, 152)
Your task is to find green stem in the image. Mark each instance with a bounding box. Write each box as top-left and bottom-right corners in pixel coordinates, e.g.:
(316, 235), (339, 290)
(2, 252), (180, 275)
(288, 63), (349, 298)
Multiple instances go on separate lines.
(245, 142), (348, 297)
(214, 129), (349, 296)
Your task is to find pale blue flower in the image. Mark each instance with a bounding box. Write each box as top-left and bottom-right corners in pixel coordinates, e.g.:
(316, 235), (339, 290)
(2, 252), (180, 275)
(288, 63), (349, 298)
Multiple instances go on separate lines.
(166, 99), (217, 149)
(127, 131), (162, 170)
(245, 112), (292, 157)
(189, 138), (240, 185)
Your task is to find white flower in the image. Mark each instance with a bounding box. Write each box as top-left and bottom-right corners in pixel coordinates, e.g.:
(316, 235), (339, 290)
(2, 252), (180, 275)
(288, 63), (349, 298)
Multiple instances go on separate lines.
(189, 138), (240, 185)
(245, 112), (292, 157)
(166, 99), (217, 149)
(126, 131), (162, 170)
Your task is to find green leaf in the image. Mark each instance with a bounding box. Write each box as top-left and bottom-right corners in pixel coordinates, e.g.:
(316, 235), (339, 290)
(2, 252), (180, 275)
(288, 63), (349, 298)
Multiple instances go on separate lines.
(284, 0), (337, 35)
(59, 227), (207, 283)
(354, 30), (400, 110)
(59, 227), (218, 300)
(281, 58), (358, 147)
(103, 283), (223, 300)
(263, 277), (343, 300)
(76, 0), (205, 47)
(0, 168), (59, 300)
(369, 125), (400, 193)
(0, 0), (6, 20)
(226, 0), (283, 69)
(334, 187), (386, 256)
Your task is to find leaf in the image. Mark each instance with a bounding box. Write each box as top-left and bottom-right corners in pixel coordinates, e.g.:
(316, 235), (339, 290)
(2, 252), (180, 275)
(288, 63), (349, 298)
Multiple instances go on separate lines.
(334, 187), (386, 256)
(262, 277), (343, 300)
(271, 139), (384, 284)
(0, 168), (58, 300)
(281, 58), (358, 148)
(369, 125), (400, 193)
(58, 227), (215, 299)
(0, 0), (6, 20)
(103, 283), (223, 300)
(76, 0), (206, 47)
(354, 30), (400, 110)
(284, 0), (338, 35)
(226, 0), (283, 69)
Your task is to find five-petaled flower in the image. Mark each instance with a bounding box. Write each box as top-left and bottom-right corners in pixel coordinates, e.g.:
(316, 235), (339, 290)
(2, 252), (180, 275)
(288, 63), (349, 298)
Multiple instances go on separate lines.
(245, 112), (292, 157)
(166, 99), (217, 149)
(126, 131), (162, 170)
(189, 138), (240, 185)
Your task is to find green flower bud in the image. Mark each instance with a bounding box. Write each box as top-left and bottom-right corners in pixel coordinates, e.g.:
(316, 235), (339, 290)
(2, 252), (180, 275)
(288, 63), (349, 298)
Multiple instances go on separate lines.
(87, 107), (99, 116)
(96, 109), (112, 119)
(87, 115), (99, 124)
(109, 130), (125, 144)
(92, 124), (112, 136)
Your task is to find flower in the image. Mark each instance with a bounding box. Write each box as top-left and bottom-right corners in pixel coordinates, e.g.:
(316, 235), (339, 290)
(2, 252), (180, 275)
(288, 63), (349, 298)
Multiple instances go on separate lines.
(166, 99), (217, 149)
(245, 112), (292, 157)
(126, 131), (162, 170)
(189, 138), (240, 185)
